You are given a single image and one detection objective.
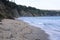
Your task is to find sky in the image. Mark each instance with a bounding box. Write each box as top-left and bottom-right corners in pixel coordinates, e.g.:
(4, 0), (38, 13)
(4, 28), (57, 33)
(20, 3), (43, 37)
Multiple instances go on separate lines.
(9, 0), (60, 10)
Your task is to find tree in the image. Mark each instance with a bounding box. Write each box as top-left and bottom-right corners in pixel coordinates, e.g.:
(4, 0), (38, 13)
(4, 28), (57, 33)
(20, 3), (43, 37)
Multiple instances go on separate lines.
(0, 0), (9, 2)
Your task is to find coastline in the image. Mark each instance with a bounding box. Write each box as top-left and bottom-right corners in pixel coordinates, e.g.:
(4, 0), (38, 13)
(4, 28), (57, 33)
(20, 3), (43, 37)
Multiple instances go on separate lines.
(0, 19), (49, 40)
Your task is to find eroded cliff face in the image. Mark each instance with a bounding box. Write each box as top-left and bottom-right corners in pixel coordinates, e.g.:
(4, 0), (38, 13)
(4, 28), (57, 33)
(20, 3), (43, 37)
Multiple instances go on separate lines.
(0, 1), (6, 18)
(0, 0), (20, 19)
(19, 10), (33, 16)
(0, 0), (60, 20)
(0, 0), (35, 20)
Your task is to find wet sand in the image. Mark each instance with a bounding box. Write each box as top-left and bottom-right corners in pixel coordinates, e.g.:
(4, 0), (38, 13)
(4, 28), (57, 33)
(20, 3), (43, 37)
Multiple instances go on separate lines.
(0, 19), (49, 40)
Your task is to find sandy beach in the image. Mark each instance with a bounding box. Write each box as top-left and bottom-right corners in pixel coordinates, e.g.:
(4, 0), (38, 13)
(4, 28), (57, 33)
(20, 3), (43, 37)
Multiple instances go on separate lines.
(0, 19), (49, 40)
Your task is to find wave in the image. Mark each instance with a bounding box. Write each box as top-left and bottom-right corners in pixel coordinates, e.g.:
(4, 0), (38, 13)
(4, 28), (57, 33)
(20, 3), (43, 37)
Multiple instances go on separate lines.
(17, 16), (60, 40)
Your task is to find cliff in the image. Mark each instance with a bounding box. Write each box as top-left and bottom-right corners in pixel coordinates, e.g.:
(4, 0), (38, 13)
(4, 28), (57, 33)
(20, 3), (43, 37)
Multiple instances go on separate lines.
(0, 0), (20, 20)
(0, 0), (60, 19)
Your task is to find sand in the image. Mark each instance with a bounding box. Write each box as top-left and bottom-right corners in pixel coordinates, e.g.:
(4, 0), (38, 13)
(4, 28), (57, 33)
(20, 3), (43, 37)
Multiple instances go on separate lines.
(0, 19), (49, 40)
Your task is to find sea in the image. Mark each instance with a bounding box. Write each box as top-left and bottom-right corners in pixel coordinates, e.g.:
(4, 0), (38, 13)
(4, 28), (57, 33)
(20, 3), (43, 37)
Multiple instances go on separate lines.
(16, 16), (60, 40)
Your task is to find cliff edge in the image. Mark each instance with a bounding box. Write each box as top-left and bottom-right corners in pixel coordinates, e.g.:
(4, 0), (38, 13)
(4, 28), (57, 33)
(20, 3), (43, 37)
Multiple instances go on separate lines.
(0, 0), (60, 20)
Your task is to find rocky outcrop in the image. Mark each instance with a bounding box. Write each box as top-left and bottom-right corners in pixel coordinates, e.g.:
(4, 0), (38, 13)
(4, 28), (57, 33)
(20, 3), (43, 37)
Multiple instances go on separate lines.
(0, 19), (49, 40)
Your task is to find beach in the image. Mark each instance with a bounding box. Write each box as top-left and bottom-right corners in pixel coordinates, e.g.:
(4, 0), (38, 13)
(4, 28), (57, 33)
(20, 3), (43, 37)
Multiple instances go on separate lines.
(0, 19), (49, 40)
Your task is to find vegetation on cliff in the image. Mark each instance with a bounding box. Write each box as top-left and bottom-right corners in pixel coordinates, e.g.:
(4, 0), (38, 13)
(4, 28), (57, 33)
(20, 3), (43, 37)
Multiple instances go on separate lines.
(0, 0), (60, 20)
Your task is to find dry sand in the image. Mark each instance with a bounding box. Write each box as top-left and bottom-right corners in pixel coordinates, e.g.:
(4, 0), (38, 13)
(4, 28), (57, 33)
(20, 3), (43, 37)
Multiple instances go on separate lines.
(0, 19), (49, 40)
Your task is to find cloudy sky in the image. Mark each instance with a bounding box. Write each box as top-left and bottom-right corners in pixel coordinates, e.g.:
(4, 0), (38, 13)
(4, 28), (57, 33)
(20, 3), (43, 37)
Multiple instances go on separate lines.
(9, 0), (60, 10)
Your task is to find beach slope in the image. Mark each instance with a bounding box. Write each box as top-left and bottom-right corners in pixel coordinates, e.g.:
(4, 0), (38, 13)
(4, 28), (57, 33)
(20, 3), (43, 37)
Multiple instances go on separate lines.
(0, 19), (49, 40)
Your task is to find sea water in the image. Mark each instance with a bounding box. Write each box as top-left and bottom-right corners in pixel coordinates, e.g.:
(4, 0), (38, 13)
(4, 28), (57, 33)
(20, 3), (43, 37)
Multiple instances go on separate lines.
(17, 16), (60, 40)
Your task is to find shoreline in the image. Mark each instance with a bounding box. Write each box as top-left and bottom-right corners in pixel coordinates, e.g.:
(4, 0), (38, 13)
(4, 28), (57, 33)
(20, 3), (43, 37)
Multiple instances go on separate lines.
(0, 19), (49, 40)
